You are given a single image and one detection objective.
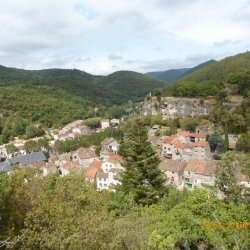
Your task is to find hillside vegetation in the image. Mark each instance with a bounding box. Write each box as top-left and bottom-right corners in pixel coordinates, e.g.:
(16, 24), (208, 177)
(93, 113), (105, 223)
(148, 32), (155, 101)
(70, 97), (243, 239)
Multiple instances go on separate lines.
(146, 59), (216, 84)
(163, 51), (250, 97)
(0, 66), (163, 130)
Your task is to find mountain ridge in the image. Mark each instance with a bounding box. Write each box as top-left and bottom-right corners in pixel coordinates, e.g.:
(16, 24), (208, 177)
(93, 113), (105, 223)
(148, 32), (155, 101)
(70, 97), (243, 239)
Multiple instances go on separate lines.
(146, 59), (217, 84)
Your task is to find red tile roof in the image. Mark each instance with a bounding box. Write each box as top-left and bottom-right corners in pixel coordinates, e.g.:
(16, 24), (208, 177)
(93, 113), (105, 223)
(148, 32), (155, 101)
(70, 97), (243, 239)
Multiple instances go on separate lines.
(189, 132), (207, 138)
(178, 131), (190, 137)
(185, 159), (215, 176)
(85, 160), (102, 179)
(164, 134), (178, 144)
(175, 142), (189, 149)
(109, 154), (122, 161)
(192, 141), (209, 147)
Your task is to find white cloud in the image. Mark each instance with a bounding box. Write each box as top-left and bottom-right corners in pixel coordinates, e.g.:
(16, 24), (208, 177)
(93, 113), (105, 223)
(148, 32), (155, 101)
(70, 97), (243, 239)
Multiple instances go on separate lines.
(0, 0), (249, 73)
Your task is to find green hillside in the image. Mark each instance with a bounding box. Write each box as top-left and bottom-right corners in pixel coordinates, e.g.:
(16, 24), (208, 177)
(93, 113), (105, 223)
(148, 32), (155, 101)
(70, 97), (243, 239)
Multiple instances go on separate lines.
(146, 60), (216, 84)
(0, 66), (164, 142)
(163, 52), (250, 97)
(0, 66), (164, 105)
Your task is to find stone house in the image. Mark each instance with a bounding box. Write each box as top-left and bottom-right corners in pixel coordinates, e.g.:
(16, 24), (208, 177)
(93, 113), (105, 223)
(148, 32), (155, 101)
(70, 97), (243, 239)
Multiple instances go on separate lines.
(159, 159), (187, 189)
(85, 160), (102, 183)
(71, 147), (97, 166)
(60, 161), (86, 177)
(53, 120), (91, 141)
(162, 131), (210, 161)
(101, 138), (120, 154)
(183, 159), (216, 189)
(191, 141), (211, 160)
(96, 156), (123, 191)
(0, 145), (7, 158)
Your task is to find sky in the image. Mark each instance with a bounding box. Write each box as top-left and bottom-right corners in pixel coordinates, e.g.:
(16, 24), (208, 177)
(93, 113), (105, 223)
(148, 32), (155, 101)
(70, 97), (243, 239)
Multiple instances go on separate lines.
(0, 0), (250, 75)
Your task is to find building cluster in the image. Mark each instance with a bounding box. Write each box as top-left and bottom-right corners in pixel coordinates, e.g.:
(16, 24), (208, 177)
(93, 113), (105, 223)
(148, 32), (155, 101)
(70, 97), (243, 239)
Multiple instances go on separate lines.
(0, 117), (248, 195)
(162, 130), (210, 161)
(44, 137), (122, 190)
(148, 126), (249, 191)
(0, 134), (124, 191)
(85, 154), (123, 191)
(0, 151), (47, 173)
(51, 120), (91, 141)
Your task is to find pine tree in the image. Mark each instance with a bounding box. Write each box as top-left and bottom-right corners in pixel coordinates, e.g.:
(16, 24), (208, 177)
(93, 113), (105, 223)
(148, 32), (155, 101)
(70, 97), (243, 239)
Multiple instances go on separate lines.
(118, 119), (166, 205)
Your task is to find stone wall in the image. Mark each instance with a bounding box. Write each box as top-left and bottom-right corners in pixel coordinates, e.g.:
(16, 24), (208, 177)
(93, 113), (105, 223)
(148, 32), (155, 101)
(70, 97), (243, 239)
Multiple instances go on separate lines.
(141, 96), (215, 119)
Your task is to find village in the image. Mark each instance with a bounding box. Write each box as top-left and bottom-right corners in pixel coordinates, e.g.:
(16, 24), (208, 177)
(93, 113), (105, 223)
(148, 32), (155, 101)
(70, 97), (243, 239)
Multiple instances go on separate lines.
(0, 112), (249, 193)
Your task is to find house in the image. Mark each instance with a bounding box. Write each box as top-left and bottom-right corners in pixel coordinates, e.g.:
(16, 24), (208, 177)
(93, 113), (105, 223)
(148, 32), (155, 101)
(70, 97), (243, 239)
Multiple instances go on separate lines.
(0, 151), (47, 173)
(96, 170), (109, 190)
(101, 119), (110, 129)
(162, 130), (210, 161)
(71, 147), (97, 166)
(183, 159), (216, 189)
(96, 157), (124, 191)
(57, 152), (72, 167)
(85, 160), (102, 182)
(101, 138), (120, 154)
(192, 141), (211, 160)
(0, 145), (7, 158)
(162, 134), (179, 159)
(53, 120), (91, 141)
(8, 151), (47, 167)
(159, 159), (187, 189)
(0, 161), (12, 173)
(60, 161), (86, 177)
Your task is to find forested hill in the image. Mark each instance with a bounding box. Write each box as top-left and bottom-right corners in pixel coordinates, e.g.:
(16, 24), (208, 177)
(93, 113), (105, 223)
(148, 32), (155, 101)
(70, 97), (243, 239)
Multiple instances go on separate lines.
(178, 51), (250, 83)
(146, 59), (216, 84)
(163, 51), (250, 97)
(0, 66), (164, 129)
(0, 66), (164, 105)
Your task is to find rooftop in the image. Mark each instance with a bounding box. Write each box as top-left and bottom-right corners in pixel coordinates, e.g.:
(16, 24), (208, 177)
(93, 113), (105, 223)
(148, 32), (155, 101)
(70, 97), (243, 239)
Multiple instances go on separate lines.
(192, 141), (209, 147)
(185, 159), (216, 176)
(9, 151), (46, 166)
(85, 160), (102, 179)
(159, 159), (187, 173)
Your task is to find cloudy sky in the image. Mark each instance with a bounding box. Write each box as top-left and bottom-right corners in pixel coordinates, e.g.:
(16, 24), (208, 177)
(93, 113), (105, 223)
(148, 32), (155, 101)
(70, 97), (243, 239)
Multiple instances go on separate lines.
(0, 0), (250, 75)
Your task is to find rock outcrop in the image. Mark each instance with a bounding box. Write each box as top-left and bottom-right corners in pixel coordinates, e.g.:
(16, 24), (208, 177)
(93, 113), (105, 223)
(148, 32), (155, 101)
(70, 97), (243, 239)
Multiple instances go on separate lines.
(141, 96), (215, 119)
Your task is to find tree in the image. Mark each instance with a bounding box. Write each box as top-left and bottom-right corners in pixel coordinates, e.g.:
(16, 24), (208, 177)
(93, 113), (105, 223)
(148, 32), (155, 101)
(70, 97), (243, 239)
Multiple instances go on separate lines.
(236, 133), (250, 152)
(6, 144), (18, 155)
(118, 119), (166, 205)
(24, 140), (40, 153)
(215, 152), (243, 204)
(208, 132), (224, 152)
(20, 174), (115, 250)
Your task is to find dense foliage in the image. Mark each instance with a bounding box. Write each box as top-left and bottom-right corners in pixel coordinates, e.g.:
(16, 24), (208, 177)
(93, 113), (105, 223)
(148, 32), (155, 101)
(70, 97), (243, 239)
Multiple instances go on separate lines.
(162, 51), (250, 97)
(118, 119), (166, 205)
(0, 164), (249, 249)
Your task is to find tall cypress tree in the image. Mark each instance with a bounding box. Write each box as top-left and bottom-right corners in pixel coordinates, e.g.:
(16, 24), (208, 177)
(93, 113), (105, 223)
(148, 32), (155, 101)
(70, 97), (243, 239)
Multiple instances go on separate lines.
(118, 119), (166, 205)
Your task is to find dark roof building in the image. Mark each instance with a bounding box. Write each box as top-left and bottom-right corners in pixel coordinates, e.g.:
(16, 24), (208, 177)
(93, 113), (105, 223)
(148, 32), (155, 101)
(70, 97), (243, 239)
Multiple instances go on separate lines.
(0, 161), (12, 173)
(9, 151), (46, 166)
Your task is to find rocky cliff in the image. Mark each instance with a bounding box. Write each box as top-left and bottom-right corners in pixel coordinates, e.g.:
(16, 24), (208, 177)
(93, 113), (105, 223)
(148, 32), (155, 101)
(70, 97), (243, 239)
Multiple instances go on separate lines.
(141, 96), (216, 119)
